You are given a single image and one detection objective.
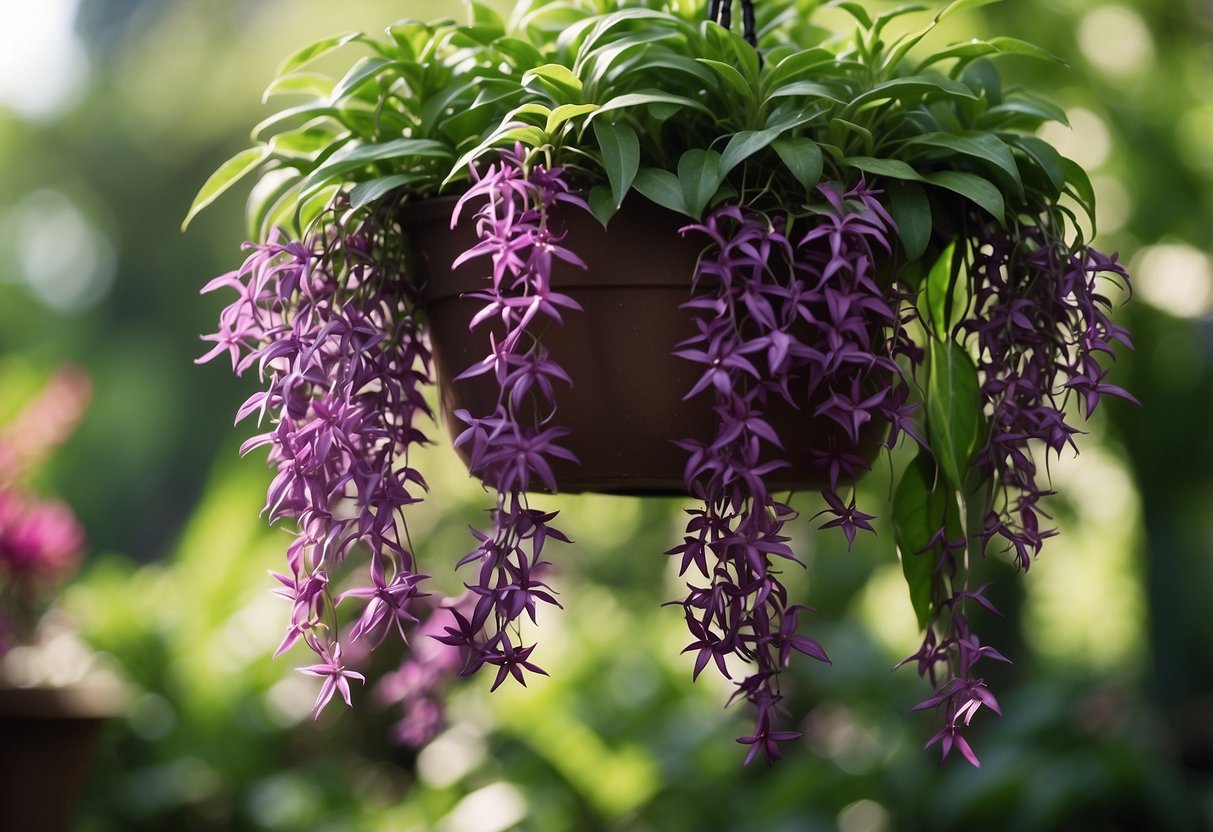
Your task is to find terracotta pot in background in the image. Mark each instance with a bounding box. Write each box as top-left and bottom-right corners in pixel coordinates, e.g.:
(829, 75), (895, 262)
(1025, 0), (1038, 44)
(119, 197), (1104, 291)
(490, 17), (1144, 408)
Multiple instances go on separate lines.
(0, 682), (121, 832)
(407, 196), (884, 496)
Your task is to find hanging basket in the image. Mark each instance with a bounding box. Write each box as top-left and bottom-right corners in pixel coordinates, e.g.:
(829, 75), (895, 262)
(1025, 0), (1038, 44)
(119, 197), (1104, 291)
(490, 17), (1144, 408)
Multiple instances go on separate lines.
(406, 196), (886, 495)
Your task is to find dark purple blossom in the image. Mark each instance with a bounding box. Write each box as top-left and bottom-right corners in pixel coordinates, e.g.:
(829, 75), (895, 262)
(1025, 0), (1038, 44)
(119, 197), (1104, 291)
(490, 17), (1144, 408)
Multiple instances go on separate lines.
(674, 182), (910, 764)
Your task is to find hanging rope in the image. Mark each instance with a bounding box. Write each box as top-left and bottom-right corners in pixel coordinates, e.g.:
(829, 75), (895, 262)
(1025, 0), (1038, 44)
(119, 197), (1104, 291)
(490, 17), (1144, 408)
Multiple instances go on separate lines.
(708, 0), (758, 47)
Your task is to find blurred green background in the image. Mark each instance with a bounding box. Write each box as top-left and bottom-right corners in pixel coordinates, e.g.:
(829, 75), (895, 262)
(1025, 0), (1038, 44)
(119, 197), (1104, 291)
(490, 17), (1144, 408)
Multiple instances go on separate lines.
(0, 0), (1209, 829)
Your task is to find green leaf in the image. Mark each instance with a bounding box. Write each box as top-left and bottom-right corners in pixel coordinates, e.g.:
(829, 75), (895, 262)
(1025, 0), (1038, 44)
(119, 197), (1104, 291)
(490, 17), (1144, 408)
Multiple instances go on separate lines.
(522, 63), (583, 103)
(923, 241), (965, 340)
(764, 80), (845, 103)
(905, 131), (1023, 199)
(925, 339), (984, 493)
(276, 32), (362, 78)
(697, 58), (752, 100)
(826, 0), (873, 28)
(893, 451), (959, 630)
(986, 36), (1065, 65)
(296, 183), (342, 234)
(267, 126), (341, 160)
(764, 48), (835, 89)
(719, 128), (782, 177)
(978, 97), (1069, 130)
(467, 0), (506, 32)
(844, 156), (923, 181)
(251, 103), (340, 141)
(918, 40), (999, 69)
(771, 137), (824, 191)
(183, 145), (270, 231)
(632, 167), (690, 216)
(847, 74), (978, 110)
(588, 185), (619, 227)
(545, 102), (598, 134)
(247, 170), (301, 240)
(330, 56), (395, 102)
(588, 91), (712, 121)
(1007, 135), (1065, 195)
(348, 173), (423, 210)
(304, 137), (451, 191)
(493, 36), (546, 70)
(592, 120), (640, 208)
(923, 170), (1005, 221)
(1062, 156), (1097, 223)
(263, 72), (334, 102)
(678, 149), (723, 218)
(303, 137), (456, 197)
(936, 0), (1001, 21)
(885, 180), (932, 260)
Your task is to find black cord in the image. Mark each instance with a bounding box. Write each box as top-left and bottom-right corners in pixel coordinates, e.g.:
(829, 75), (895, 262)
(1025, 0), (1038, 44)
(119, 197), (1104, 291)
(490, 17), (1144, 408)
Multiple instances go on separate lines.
(708, 0), (758, 49)
(741, 0), (757, 47)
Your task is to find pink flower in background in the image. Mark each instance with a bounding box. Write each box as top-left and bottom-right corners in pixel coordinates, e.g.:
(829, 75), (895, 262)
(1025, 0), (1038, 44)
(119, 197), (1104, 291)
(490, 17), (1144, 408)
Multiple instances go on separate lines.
(0, 490), (84, 580)
(0, 364), (91, 654)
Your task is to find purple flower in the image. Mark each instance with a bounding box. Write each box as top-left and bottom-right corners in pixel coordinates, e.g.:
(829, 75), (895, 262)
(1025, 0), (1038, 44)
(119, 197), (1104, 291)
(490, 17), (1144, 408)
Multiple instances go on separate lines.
(298, 640), (366, 718)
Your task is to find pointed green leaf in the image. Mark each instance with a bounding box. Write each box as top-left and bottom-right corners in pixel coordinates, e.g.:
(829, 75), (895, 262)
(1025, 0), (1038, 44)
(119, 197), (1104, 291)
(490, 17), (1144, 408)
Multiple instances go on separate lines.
(263, 72), (334, 102)
(885, 180), (932, 260)
(632, 167), (690, 216)
(467, 0), (506, 32)
(592, 120), (640, 208)
(848, 74), (979, 110)
(1062, 156), (1097, 224)
(926, 339), (984, 493)
(348, 173), (423, 210)
(923, 170), (1005, 221)
(276, 32), (362, 78)
(545, 103), (598, 134)
(296, 183), (342, 234)
(678, 148), (723, 218)
(764, 48), (835, 89)
(330, 56), (395, 102)
(247, 169), (301, 240)
(522, 63), (583, 103)
(765, 80), (845, 103)
(587, 91), (712, 121)
(844, 156), (924, 181)
(893, 451), (960, 630)
(1007, 135), (1065, 195)
(978, 97), (1069, 130)
(697, 58), (752, 100)
(183, 145), (270, 230)
(720, 128), (783, 177)
(826, 0), (873, 28)
(923, 241), (967, 340)
(588, 185), (619, 227)
(906, 131), (1023, 199)
(772, 137), (824, 191)
(986, 36), (1065, 65)
(937, 0), (1001, 21)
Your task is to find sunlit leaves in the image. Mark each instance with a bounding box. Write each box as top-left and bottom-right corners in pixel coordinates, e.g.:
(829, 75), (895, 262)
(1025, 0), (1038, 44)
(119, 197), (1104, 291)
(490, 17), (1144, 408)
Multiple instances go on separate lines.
(183, 146), (269, 231)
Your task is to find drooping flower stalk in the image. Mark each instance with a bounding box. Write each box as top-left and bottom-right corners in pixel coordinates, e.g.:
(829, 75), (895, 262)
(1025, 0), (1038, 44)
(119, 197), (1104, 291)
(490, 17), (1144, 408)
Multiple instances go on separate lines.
(675, 183), (918, 764)
(198, 217), (433, 717)
(434, 146), (583, 690)
(898, 219), (1135, 766)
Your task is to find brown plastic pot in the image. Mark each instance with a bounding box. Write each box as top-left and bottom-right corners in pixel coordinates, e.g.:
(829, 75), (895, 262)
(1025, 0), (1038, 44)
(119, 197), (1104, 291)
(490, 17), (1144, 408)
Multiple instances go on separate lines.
(0, 684), (119, 832)
(406, 195), (883, 496)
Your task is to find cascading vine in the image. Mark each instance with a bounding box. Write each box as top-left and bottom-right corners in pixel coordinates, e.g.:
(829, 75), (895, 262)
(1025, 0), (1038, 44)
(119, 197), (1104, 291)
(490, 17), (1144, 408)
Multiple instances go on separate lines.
(198, 218), (434, 717)
(431, 146), (582, 692)
(895, 221), (1136, 766)
(674, 183), (921, 765)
